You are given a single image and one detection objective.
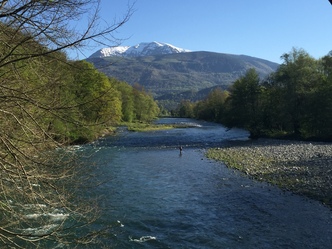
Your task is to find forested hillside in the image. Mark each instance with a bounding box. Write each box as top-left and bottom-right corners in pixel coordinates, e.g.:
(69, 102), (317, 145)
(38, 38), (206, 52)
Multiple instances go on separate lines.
(87, 51), (279, 109)
(0, 37), (159, 144)
(175, 48), (332, 141)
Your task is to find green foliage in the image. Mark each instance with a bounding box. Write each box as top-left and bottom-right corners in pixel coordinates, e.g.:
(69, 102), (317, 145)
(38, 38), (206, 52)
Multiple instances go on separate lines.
(0, 38), (160, 145)
(132, 83), (160, 122)
(194, 88), (229, 122)
(114, 80), (135, 122)
(271, 48), (321, 136)
(224, 68), (262, 137)
(175, 48), (332, 141)
(70, 61), (122, 126)
(29, 60), (161, 144)
(114, 81), (160, 123)
(303, 53), (332, 139)
(175, 100), (195, 118)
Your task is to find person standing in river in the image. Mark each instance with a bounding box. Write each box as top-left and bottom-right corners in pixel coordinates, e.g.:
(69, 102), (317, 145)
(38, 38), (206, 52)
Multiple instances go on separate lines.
(179, 146), (183, 155)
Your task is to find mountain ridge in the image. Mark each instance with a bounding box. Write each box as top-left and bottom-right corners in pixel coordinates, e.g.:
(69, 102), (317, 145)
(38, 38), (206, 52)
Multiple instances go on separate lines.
(86, 42), (279, 109)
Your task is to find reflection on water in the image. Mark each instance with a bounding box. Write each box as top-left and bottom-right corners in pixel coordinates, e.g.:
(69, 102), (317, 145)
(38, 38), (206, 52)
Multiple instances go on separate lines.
(90, 118), (332, 248)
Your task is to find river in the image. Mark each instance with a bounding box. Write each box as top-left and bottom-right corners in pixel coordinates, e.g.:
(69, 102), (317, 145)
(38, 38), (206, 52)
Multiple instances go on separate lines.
(85, 118), (332, 248)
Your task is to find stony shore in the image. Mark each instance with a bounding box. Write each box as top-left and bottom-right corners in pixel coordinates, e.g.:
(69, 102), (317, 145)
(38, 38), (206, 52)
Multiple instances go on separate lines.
(206, 139), (332, 208)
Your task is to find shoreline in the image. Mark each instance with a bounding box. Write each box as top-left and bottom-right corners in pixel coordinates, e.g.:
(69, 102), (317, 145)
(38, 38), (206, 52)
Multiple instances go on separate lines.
(206, 138), (332, 208)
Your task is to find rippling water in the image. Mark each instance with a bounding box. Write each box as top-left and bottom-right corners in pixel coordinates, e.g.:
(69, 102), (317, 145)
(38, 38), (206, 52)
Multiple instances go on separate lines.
(87, 118), (332, 248)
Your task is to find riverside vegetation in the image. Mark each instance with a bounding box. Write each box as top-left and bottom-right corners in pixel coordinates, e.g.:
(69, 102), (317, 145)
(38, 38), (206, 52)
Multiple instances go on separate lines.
(0, 37), (159, 248)
(176, 48), (332, 141)
(0, 1), (162, 248)
(125, 122), (201, 132)
(177, 48), (332, 208)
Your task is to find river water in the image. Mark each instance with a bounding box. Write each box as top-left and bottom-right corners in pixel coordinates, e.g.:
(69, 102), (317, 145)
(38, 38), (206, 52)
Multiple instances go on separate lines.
(86, 118), (332, 248)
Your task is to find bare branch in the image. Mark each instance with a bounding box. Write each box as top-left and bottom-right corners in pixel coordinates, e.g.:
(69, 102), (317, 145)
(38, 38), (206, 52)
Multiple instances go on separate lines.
(0, 0), (133, 70)
(0, 0), (133, 247)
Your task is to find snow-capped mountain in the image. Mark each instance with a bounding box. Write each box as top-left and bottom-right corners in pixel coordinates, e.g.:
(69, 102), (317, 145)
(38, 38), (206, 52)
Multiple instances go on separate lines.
(89, 41), (190, 58)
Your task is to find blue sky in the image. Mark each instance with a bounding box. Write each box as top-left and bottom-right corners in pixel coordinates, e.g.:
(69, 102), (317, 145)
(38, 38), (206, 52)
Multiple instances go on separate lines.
(74, 0), (332, 63)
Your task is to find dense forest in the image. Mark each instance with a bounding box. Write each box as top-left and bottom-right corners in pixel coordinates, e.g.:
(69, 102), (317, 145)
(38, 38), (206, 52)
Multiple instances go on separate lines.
(175, 48), (332, 141)
(1, 51), (159, 145)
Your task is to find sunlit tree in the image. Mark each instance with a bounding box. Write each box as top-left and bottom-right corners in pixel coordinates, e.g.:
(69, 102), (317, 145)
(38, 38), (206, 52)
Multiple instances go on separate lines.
(132, 83), (160, 122)
(114, 80), (135, 122)
(71, 61), (122, 124)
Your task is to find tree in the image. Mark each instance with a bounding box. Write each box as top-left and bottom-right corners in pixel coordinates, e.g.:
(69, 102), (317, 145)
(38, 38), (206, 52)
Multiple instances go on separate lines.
(194, 88), (229, 122)
(273, 48), (321, 137)
(305, 52), (332, 139)
(71, 61), (122, 124)
(0, 1), (133, 247)
(257, 48), (331, 139)
(260, 74), (288, 132)
(186, 48), (332, 141)
(132, 83), (160, 122)
(176, 100), (195, 118)
(114, 80), (135, 122)
(225, 68), (262, 137)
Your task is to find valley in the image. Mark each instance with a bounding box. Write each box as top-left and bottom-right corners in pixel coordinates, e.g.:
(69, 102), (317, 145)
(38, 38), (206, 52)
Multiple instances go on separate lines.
(86, 42), (279, 108)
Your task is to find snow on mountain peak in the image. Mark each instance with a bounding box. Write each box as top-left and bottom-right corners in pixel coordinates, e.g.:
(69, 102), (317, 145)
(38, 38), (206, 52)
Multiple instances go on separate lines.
(89, 46), (130, 58)
(89, 42), (190, 58)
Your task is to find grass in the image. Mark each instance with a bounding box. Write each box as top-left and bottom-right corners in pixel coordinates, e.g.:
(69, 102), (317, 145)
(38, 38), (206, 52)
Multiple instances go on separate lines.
(121, 122), (195, 132)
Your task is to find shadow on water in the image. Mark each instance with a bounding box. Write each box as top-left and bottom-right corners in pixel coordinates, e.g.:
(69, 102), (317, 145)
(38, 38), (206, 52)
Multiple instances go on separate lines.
(88, 118), (332, 249)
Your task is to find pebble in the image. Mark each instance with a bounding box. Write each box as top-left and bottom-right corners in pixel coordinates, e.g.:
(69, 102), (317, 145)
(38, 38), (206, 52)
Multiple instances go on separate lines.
(207, 139), (332, 208)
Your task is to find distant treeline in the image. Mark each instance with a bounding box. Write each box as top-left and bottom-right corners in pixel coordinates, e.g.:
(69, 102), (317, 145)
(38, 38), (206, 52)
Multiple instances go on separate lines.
(174, 48), (332, 141)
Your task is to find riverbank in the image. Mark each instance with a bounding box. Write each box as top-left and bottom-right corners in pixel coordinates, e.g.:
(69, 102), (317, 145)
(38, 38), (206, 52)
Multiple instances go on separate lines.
(206, 139), (332, 208)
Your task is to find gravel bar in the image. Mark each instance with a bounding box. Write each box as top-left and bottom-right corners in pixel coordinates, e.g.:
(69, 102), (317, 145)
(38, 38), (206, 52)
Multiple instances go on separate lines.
(206, 139), (332, 208)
